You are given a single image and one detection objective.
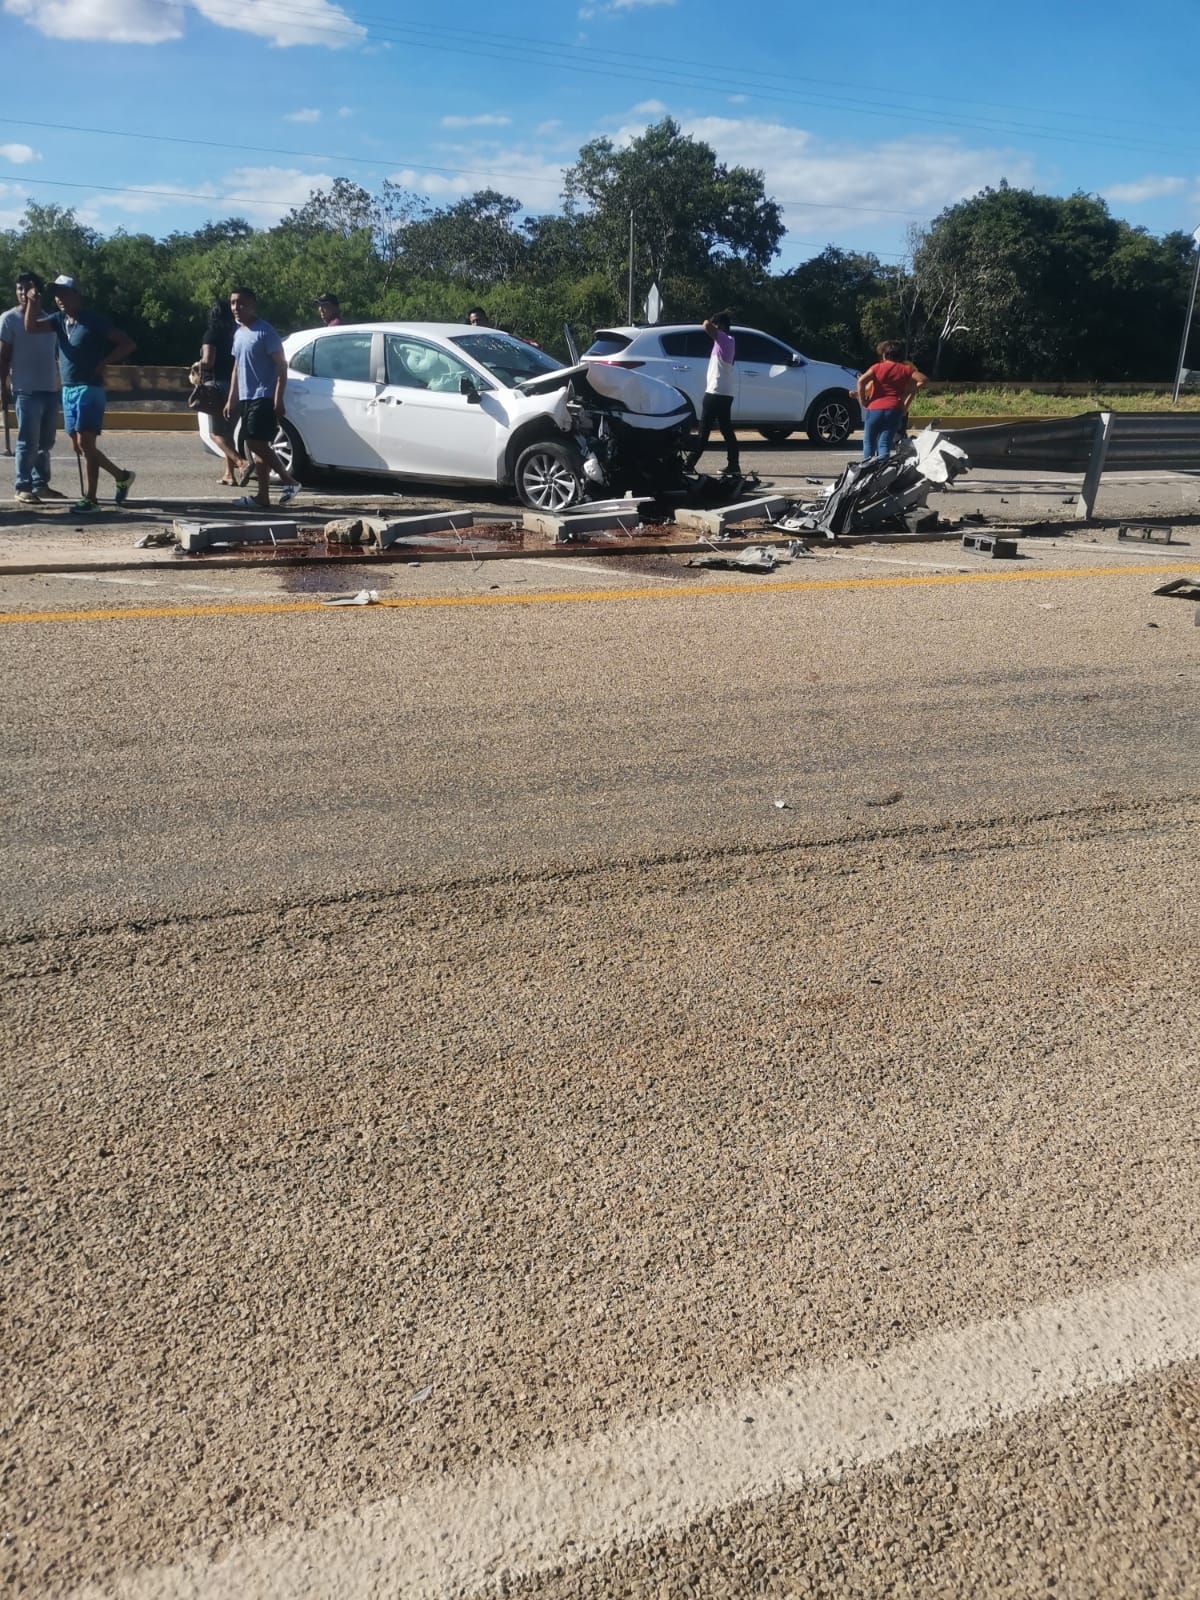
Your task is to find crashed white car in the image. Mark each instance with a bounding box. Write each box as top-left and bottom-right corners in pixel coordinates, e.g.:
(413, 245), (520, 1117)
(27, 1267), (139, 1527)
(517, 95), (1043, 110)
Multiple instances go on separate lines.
(199, 322), (623, 511)
(583, 324), (861, 445)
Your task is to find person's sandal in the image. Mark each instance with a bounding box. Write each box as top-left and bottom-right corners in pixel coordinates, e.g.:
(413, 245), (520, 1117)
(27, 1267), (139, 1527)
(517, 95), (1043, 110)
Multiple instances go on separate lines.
(236, 461), (255, 486)
(232, 495), (268, 510)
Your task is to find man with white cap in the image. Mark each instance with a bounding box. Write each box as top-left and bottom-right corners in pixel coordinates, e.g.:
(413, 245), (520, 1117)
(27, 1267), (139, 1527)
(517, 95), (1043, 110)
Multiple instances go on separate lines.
(23, 274), (136, 513)
(0, 271), (63, 505)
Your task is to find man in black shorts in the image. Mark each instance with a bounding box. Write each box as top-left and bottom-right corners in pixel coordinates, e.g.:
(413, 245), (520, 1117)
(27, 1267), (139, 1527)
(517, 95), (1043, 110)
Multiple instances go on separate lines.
(224, 286), (300, 510)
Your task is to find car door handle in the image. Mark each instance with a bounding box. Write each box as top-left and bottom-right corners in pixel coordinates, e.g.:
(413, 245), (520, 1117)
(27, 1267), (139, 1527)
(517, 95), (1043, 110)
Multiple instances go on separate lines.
(670, 364), (688, 371)
(375, 395), (402, 406)
(742, 368), (761, 375)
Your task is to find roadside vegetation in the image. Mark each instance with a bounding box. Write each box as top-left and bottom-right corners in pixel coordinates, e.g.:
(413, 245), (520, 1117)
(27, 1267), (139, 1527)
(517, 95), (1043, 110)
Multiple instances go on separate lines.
(910, 388), (1200, 417)
(1, 117), (1197, 387)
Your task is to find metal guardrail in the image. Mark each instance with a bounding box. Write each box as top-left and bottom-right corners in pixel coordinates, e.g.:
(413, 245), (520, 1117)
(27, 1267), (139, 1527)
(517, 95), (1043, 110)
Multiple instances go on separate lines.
(939, 412), (1200, 518)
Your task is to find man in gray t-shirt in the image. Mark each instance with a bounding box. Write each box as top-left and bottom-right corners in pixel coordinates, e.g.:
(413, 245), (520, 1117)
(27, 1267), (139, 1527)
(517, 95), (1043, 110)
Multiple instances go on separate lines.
(0, 271), (63, 504)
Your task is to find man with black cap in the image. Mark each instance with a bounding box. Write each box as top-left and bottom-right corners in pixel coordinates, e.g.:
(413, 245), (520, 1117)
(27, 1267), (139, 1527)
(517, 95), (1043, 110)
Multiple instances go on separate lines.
(23, 274), (136, 513)
(314, 294), (343, 327)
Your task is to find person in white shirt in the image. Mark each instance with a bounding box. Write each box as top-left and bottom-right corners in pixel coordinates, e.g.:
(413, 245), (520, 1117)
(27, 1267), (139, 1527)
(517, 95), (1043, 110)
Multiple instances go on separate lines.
(0, 272), (64, 505)
(684, 311), (739, 478)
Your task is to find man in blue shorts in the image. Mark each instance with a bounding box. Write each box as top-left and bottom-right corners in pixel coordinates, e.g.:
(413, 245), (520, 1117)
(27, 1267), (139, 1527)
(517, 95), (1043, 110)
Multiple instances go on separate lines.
(224, 286), (300, 511)
(22, 275), (136, 513)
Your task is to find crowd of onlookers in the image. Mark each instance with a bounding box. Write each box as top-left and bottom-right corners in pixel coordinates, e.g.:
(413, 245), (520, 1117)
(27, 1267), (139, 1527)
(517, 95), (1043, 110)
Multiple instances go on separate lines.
(2, 270), (929, 516)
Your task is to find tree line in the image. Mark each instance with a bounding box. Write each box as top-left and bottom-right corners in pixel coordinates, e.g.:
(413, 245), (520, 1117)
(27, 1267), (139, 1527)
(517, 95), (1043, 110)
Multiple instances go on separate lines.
(1, 118), (1194, 382)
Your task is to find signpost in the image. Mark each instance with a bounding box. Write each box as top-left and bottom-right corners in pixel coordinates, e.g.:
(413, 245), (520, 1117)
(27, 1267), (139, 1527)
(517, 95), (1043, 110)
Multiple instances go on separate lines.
(1171, 224), (1200, 405)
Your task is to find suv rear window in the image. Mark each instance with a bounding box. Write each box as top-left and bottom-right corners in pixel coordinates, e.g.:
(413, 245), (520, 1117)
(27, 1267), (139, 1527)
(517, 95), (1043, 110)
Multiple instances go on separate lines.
(584, 331), (632, 357)
(660, 331), (712, 359)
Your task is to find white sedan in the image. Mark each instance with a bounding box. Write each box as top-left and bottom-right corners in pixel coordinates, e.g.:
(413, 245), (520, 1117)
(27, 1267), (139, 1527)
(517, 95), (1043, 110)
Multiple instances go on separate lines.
(200, 322), (595, 510)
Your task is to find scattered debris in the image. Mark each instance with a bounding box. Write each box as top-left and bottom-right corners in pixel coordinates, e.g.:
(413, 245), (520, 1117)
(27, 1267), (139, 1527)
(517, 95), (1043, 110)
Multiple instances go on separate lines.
(687, 545), (779, 573)
(1118, 524), (1181, 545)
(133, 530), (176, 549)
(865, 788), (904, 807)
(773, 799), (790, 810)
(961, 532), (1020, 559)
(1152, 577), (1200, 600)
(325, 517), (378, 547)
(322, 589), (380, 606)
(769, 431), (970, 540)
(408, 1386), (433, 1405)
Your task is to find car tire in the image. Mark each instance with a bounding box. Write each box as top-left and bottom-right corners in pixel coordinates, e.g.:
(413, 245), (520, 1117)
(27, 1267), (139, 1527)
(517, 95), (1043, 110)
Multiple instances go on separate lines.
(514, 439), (586, 512)
(805, 392), (857, 446)
(271, 419), (309, 483)
(758, 425), (795, 443)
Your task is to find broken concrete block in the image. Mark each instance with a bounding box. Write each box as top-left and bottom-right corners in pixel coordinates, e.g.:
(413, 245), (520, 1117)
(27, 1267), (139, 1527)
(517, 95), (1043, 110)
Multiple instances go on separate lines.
(324, 517), (383, 546)
(376, 512), (496, 549)
(961, 532), (1019, 559)
(674, 496), (791, 538)
(523, 509), (643, 541)
(173, 518), (298, 552)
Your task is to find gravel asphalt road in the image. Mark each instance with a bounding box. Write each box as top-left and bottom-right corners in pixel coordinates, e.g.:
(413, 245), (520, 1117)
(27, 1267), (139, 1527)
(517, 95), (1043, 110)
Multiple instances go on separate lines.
(2, 433), (1199, 1598)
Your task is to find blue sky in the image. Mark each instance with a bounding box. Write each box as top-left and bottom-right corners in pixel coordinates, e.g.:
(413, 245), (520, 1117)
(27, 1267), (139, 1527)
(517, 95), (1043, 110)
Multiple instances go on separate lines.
(0, 0), (1197, 270)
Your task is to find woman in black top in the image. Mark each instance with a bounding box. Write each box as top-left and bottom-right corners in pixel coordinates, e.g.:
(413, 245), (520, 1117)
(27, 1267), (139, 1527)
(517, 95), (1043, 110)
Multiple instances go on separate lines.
(200, 300), (249, 485)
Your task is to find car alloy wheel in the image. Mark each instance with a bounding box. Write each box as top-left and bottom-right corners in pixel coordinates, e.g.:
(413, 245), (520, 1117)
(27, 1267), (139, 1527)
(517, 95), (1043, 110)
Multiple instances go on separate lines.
(806, 392), (855, 445)
(514, 440), (585, 512)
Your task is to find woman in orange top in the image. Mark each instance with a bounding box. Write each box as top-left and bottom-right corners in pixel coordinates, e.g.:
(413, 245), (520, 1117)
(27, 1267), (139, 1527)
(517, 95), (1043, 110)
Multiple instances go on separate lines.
(855, 340), (926, 460)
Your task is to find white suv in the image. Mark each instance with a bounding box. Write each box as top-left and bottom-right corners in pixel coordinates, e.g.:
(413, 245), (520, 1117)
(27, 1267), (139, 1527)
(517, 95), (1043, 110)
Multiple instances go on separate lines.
(582, 324), (861, 445)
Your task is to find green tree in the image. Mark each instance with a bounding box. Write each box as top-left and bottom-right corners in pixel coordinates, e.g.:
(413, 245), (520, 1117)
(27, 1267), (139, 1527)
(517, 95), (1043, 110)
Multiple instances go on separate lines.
(908, 183), (1196, 380)
(562, 117), (784, 314)
(397, 190), (528, 287)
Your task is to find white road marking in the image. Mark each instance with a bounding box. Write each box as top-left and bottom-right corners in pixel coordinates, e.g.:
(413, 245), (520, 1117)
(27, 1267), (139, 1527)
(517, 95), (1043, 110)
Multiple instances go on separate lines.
(558, 560), (674, 583)
(79, 1257), (1200, 1600)
(56, 574), (290, 599)
(826, 552), (972, 573)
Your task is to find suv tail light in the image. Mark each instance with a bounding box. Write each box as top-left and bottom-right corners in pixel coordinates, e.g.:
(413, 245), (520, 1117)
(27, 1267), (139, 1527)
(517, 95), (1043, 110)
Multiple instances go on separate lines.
(602, 358), (645, 370)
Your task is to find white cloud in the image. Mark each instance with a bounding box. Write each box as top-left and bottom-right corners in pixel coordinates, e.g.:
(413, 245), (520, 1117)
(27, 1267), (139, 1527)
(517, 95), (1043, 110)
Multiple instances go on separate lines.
(603, 113), (1038, 245)
(80, 166), (338, 228)
(189, 0), (364, 47)
(1102, 175), (1187, 205)
(285, 108), (322, 124)
(536, 120), (563, 137)
(0, 143), (39, 164)
(388, 144), (564, 207)
(440, 114), (512, 130)
(579, 0), (675, 15)
(728, 94), (747, 106)
(0, 182), (26, 230)
(337, 107), (354, 118)
(630, 100), (667, 116)
(4, 0), (364, 47)
(2, 0), (185, 43)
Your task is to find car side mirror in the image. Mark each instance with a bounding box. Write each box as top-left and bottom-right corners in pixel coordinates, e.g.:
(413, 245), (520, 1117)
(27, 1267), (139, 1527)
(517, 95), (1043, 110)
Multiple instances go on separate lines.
(790, 353), (804, 367)
(459, 376), (481, 403)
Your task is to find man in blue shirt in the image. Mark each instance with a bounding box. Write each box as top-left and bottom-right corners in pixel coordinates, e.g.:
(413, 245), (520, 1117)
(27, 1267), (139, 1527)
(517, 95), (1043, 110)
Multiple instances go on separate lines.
(23, 274), (137, 513)
(224, 286), (300, 510)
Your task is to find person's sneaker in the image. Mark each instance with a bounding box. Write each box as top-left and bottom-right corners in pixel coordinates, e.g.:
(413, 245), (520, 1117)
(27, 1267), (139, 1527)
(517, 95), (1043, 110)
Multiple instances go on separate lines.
(37, 486), (66, 500)
(278, 482), (301, 504)
(16, 490), (41, 505)
(70, 497), (102, 514)
(113, 470), (136, 505)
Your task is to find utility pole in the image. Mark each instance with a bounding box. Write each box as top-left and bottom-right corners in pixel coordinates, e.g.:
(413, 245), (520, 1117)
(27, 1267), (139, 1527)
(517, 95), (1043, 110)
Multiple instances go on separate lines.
(627, 210), (635, 325)
(1172, 224), (1200, 404)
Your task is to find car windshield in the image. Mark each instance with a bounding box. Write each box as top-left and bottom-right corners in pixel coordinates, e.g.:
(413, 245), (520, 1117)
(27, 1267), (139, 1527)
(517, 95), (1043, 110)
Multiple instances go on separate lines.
(448, 333), (563, 387)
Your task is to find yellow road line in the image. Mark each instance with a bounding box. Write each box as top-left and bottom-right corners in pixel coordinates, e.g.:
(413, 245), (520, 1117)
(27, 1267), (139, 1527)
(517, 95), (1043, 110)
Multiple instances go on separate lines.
(0, 562), (1197, 626)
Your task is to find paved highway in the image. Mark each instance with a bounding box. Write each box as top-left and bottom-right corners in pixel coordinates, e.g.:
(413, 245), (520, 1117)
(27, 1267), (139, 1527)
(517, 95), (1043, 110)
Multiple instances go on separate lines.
(2, 450), (1199, 1597)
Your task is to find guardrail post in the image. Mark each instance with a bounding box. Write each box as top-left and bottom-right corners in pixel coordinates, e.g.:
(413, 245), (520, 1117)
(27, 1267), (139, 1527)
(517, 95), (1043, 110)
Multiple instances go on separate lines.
(1076, 411), (1114, 521)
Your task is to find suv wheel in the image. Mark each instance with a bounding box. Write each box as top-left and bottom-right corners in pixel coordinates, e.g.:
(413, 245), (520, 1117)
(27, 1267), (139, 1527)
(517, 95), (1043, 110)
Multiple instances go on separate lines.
(514, 440), (586, 512)
(805, 391), (856, 446)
